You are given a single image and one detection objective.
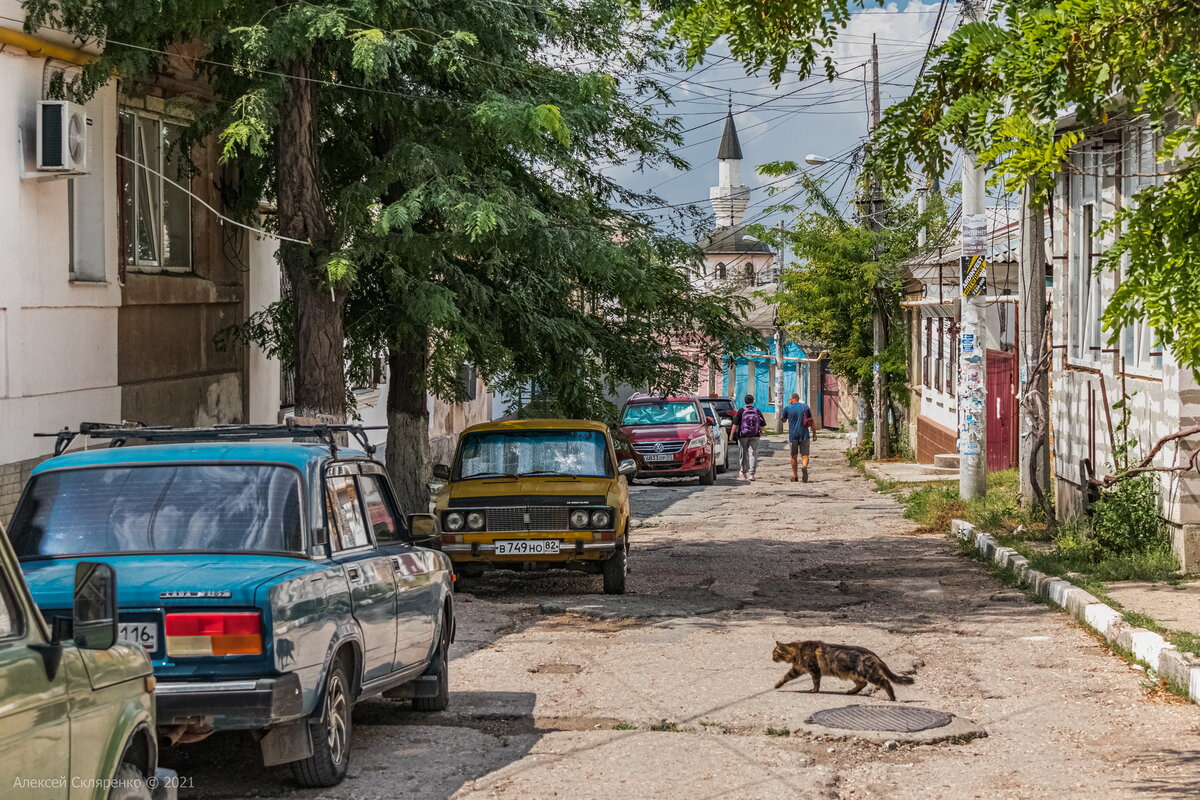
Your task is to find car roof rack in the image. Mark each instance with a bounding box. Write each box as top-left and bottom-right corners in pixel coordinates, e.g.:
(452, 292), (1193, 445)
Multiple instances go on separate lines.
(36, 421), (386, 459)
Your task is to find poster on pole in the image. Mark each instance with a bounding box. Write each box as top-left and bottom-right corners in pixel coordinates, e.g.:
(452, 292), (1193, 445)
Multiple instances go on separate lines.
(961, 213), (988, 256)
(961, 255), (987, 297)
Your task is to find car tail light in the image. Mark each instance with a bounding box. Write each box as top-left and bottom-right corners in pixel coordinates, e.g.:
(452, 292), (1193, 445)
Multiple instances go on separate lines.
(165, 612), (262, 656)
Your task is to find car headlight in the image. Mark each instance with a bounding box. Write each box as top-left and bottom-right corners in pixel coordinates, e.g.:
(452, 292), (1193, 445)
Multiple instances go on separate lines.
(590, 509), (612, 529)
(466, 511), (486, 531)
(569, 510), (592, 529)
(444, 512), (465, 531)
(687, 433), (709, 449)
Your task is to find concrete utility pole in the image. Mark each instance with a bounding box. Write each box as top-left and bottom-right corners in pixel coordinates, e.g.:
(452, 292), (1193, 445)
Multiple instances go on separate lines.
(867, 35), (891, 459)
(958, 0), (987, 500)
(1018, 180), (1049, 505)
(775, 222), (787, 433)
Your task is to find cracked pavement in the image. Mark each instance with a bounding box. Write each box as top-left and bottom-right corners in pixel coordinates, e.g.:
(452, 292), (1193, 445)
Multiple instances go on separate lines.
(168, 437), (1200, 799)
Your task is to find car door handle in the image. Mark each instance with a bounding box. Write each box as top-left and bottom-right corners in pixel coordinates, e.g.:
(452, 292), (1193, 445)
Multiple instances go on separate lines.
(346, 567), (362, 582)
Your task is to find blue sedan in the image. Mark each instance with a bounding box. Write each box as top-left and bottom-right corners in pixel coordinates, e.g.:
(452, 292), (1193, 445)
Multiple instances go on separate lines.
(10, 439), (454, 788)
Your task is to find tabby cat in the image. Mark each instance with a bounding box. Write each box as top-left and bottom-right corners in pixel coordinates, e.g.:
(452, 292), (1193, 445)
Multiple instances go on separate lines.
(772, 640), (914, 701)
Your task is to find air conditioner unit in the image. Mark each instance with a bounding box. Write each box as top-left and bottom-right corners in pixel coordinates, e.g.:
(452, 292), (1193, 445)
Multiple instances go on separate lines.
(37, 100), (90, 174)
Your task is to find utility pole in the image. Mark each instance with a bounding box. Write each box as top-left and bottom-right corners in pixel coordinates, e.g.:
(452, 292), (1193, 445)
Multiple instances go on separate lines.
(867, 34), (891, 459)
(775, 222), (787, 433)
(1018, 180), (1049, 506)
(958, 0), (987, 499)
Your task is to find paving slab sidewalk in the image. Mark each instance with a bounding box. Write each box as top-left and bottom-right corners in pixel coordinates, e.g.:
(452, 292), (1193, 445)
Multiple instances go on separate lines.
(954, 520), (1200, 703)
(1105, 579), (1200, 637)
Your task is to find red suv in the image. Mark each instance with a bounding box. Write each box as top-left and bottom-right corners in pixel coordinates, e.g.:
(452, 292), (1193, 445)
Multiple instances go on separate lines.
(616, 395), (716, 485)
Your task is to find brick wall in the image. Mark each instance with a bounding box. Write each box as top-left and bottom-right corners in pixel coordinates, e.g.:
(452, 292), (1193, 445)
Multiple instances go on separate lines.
(0, 456), (45, 523)
(916, 416), (957, 464)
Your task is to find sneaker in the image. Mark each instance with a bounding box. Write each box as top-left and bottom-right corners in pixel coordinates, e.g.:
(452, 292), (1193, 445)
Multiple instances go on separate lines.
(802, 467), (809, 483)
(790, 475), (798, 482)
(749, 473), (756, 481)
(738, 473), (747, 480)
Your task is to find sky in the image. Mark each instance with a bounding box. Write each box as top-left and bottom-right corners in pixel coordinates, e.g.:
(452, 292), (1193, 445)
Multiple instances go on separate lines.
(607, 1), (962, 241)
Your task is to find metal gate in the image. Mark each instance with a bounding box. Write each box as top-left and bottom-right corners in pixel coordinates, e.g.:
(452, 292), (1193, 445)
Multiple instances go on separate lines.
(985, 349), (1017, 471)
(821, 372), (841, 430)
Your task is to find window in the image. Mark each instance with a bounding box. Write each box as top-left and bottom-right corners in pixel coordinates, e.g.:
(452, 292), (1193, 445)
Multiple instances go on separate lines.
(10, 466), (303, 556)
(1120, 125), (1165, 374)
(935, 318), (944, 393)
(621, 402), (700, 426)
(1067, 148), (1105, 363)
(458, 363), (478, 402)
(326, 475), (370, 550)
(119, 110), (192, 272)
(359, 476), (403, 543)
(717, 262), (727, 280)
(457, 430), (612, 478)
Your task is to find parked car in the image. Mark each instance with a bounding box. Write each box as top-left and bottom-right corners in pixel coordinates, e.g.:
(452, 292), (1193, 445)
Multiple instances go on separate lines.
(698, 395), (738, 426)
(11, 425), (456, 788)
(616, 394), (717, 485)
(0, 518), (175, 800)
(700, 400), (733, 474)
(432, 419), (634, 594)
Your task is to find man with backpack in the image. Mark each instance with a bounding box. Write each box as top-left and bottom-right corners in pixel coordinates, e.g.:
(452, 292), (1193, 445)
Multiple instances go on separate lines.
(781, 392), (816, 482)
(732, 394), (765, 481)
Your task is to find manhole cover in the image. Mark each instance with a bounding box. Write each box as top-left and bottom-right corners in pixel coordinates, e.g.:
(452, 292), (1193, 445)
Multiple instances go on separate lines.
(806, 705), (952, 733)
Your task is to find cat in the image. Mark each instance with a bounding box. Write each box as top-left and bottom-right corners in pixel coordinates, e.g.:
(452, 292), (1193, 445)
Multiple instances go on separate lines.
(772, 640), (914, 701)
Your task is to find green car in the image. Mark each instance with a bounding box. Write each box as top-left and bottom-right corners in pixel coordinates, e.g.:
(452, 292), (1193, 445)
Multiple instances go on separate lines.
(0, 523), (175, 800)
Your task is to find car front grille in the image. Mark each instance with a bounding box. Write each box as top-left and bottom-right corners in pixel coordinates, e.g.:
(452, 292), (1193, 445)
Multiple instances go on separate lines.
(486, 506), (571, 532)
(632, 440), (686, 455)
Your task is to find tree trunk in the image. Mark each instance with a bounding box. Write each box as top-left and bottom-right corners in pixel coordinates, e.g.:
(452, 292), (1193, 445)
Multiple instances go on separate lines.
(1018, 180), (1050, 508)
(276, 60), (346, 421)
(386, 333), (431, 517)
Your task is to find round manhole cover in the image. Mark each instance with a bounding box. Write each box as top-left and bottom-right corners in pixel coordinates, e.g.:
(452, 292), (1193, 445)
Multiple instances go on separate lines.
(806, 705), (952, 733)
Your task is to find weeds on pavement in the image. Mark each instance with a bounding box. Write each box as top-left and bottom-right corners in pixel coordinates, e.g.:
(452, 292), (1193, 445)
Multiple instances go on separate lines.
(765, 727), (791, 737)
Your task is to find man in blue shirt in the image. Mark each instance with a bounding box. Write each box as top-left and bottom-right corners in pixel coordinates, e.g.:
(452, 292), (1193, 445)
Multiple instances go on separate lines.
(780, 393), (815, 482)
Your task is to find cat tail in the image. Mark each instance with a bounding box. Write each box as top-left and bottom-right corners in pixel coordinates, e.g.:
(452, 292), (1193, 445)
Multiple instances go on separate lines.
(881, 663), (915, 685)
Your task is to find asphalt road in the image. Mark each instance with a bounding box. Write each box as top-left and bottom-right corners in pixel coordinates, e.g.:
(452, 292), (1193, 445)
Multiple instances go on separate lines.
(169, 437), (1200, 799)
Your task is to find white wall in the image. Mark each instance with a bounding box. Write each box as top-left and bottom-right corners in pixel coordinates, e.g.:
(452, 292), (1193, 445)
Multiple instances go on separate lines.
(245, 229), (281, 423)
(0, 39), (121, 462)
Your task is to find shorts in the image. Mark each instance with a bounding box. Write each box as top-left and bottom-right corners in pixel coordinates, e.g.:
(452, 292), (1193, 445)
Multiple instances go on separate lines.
(790, 440), (811, 457)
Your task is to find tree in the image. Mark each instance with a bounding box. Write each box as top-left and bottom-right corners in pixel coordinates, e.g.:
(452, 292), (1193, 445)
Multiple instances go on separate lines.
(864, 0), (1200, 376)
(30, 0), (757, 512)
(762, 180), (943, 453)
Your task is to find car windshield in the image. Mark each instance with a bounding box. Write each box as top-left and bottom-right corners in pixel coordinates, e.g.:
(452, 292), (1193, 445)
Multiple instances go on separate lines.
(457, 430), (612, 479)
(10, 465), (304, 558)
(621, 402), (701, 426)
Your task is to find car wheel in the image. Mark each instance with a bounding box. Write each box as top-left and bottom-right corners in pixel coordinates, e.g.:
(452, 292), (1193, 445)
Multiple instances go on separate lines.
(413, 619), (451, 712)
(699, 463), (715, 485)
(602, 544), (627, 595)
(291, 659), (352, 787)
(108, 764), (151, 800)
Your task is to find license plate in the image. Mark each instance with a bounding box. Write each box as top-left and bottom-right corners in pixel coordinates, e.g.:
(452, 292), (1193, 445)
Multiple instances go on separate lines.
(644, 453), (674, 463)
(494, 539), (561, 555)
(119, 621), (159, 652)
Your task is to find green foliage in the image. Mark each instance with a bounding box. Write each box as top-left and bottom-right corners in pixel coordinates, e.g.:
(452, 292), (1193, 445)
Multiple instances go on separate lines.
(896, 470), (1040, 536)
(32, 0), (756, 420)
(863, 0), (1200, 376)
(1091, 475), (1170, 556)
(764, 190), (945, 421)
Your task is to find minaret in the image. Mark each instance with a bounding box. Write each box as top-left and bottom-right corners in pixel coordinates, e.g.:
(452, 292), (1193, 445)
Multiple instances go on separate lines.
(709, 108), (750, 228)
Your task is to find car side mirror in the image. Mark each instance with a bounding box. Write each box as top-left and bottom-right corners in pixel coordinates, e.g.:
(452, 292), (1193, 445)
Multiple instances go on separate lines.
(705, 416), (715, 426)
(720, 419), (733, 428)
(617, 459), (637, 477)
(408, 513), (440, 547)
(73, 562), (117, 651)
(432, 464), (451, 481)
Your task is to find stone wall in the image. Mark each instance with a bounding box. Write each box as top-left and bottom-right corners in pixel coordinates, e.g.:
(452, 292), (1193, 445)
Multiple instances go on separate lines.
(0, 455), (45, 522)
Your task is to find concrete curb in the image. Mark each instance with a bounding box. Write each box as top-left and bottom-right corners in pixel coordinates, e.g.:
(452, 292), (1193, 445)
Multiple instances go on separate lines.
(952, 519), (1200, 703)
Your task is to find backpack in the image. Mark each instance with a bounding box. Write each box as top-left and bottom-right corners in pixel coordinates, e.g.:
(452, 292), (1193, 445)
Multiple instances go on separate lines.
(738, 407), (764, 438)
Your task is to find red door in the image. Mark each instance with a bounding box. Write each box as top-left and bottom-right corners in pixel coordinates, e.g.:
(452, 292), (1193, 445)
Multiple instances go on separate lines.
(985, 349), (1017, 471)
(821, 373), (840, 430)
